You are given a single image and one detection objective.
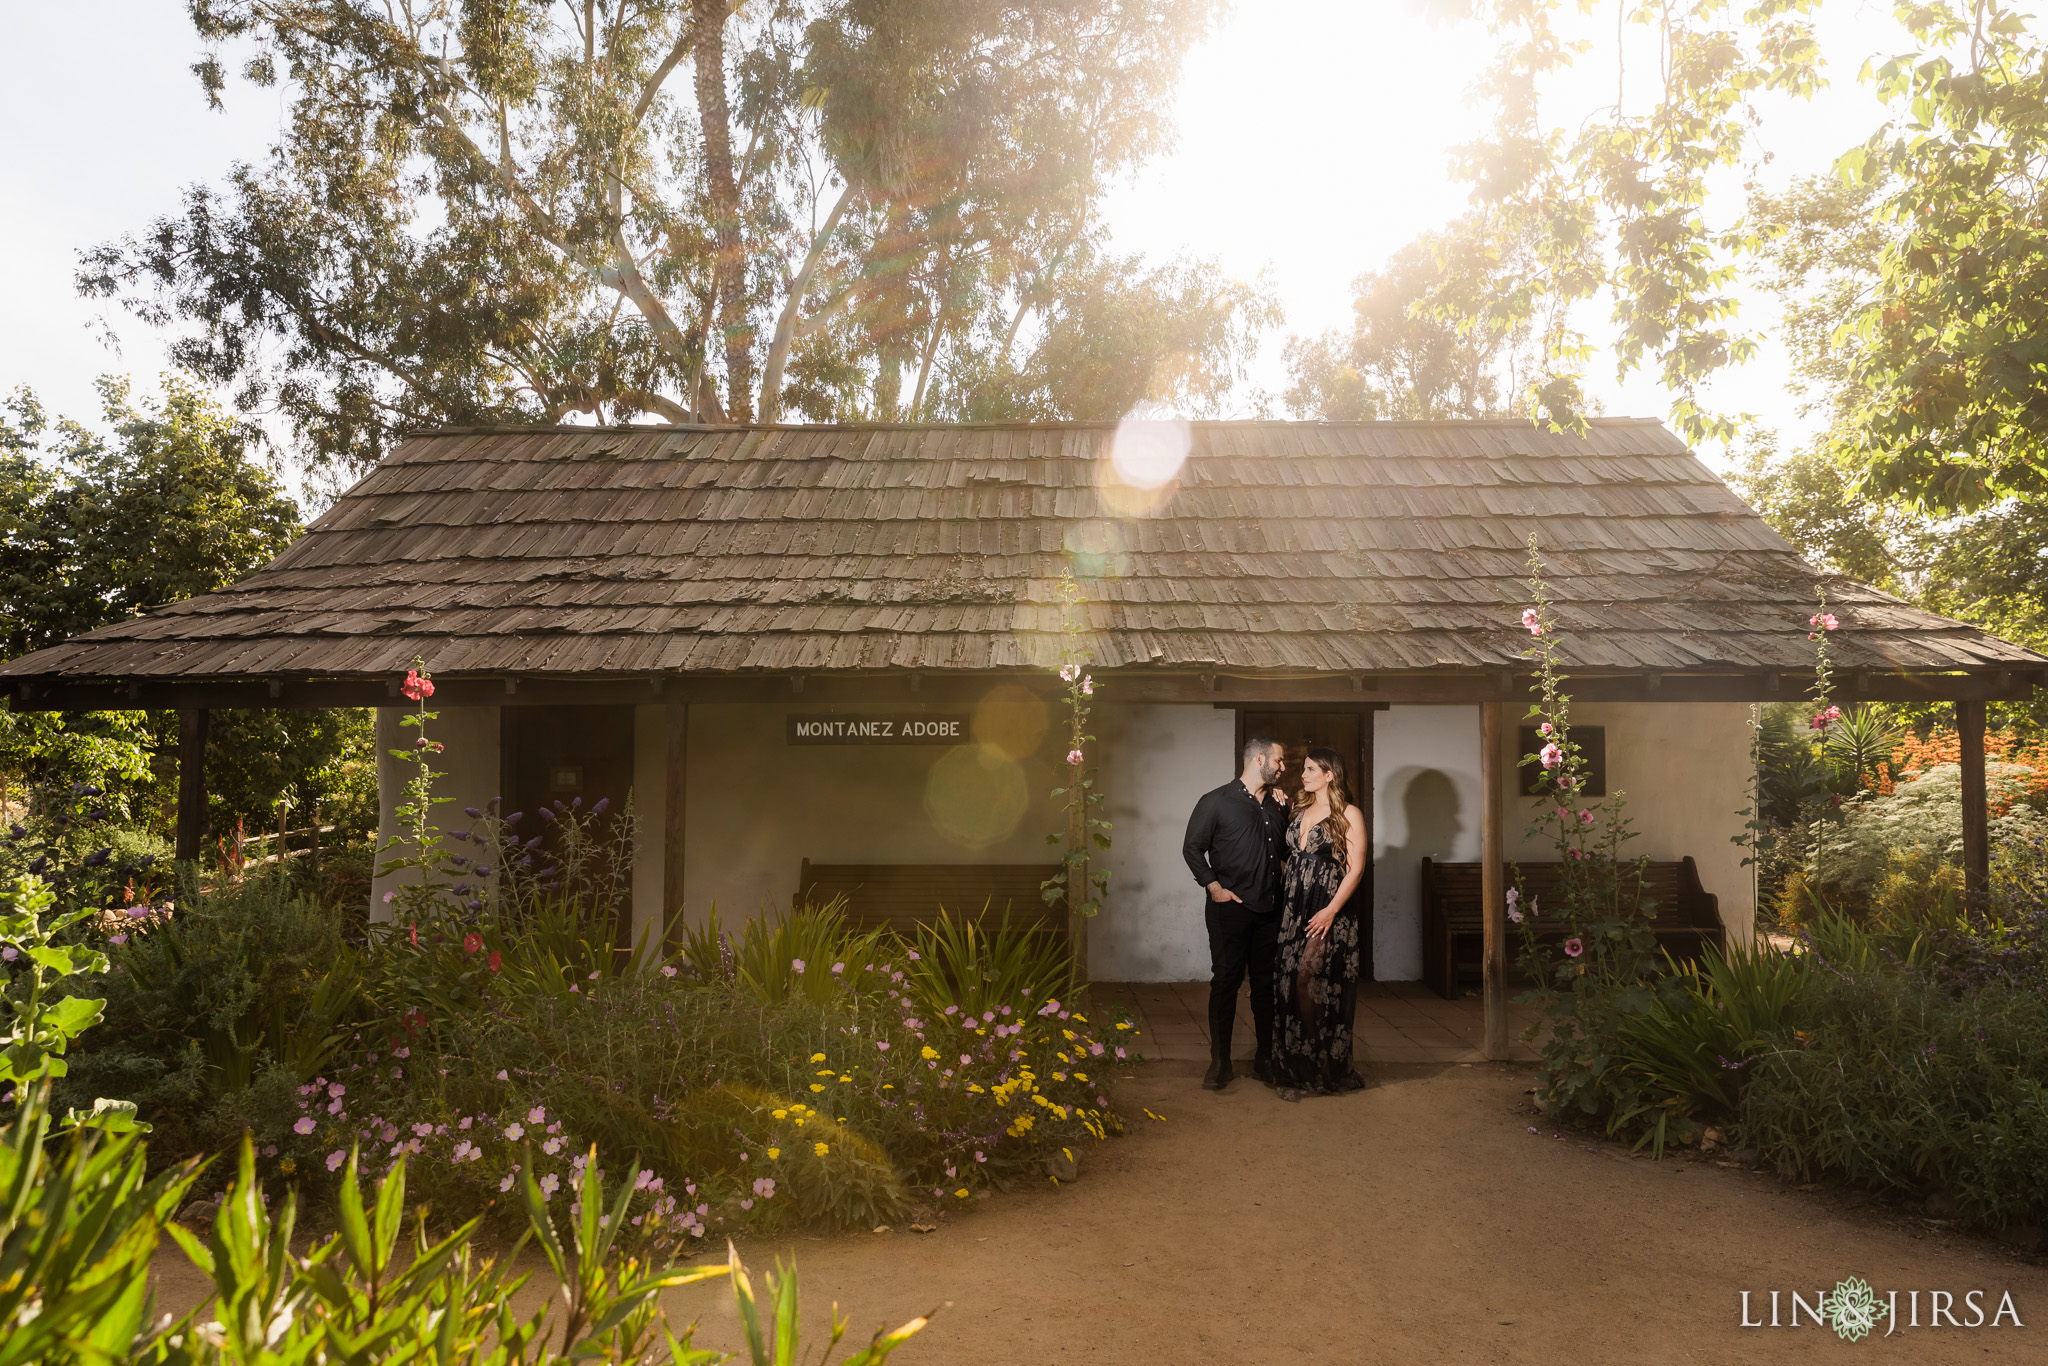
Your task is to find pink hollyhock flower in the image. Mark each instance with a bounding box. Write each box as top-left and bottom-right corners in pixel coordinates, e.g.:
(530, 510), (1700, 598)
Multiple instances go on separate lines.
(400, 668), (435, 701)
(1081, 676), (1094, 695)
(1521, 608), (1543, 635)
(1060, 663), (1079, 682)
(1067, 749), (1085, 766)
(1539, 743), (1563, 769)
(1578, 808), (1595, 826)
(1538, 721), (1553, 736)
(1809, 612), (1839, 632)
(1508, 906), (1523, 924)
(1564, 937), (1584, 957)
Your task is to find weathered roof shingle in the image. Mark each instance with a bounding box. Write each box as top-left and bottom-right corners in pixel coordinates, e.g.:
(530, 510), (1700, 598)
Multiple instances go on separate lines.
(6, 419), (2039, 681)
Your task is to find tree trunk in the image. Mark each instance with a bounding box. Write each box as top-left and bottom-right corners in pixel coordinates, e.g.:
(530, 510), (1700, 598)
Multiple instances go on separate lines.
(694, 2), (753, 422)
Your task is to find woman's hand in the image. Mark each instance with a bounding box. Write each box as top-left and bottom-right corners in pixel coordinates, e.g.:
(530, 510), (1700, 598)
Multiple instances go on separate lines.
(1306, 906), (1339, 940)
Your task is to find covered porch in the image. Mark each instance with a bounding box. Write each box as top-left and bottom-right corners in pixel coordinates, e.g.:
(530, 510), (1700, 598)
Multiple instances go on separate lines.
(5, 420), (2043, 1064)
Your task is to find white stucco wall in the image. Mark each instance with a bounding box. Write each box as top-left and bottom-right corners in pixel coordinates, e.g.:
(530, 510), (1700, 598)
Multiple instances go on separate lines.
(1092, 703), (1239, 982)
(679, 700), (1059, 930)
(630, 704), (670, 952)
(1498, 701), (1757, 946)
(371, 705), (501, 919)
(1373, 706), (1484, 981)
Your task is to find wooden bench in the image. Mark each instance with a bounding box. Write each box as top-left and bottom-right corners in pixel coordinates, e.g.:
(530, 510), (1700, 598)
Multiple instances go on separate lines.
(1420, 857), (1725, 1000)
(796, 861), (1067, 938)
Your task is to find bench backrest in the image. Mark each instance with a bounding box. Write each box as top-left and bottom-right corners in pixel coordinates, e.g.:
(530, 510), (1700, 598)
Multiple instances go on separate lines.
(797, 861), (1067, 937)
(1420, 857), (1718, 929)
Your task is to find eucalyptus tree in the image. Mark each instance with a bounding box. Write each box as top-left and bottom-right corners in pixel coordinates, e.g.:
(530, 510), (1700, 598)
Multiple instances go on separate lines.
(1282, 213), (1540, 421)
(86, 0), (1231, 479)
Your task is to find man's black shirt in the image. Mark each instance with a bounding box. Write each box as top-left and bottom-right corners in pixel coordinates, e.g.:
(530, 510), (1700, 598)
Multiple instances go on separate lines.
(1182, 779), (1287, 914)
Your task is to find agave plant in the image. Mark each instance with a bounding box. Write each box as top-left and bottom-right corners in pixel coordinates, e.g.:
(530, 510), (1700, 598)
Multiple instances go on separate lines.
(1823, 704), (1900, 792)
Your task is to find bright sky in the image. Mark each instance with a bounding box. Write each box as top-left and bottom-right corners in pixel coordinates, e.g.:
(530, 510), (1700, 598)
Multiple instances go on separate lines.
(0, 0), (1950, 482)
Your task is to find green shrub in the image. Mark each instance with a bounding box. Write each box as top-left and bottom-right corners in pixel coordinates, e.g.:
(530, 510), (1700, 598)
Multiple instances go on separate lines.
(58, 872), (366, 1155)
(1607, 943), (1807, 1151)
(1738, 966), (2048, 1229)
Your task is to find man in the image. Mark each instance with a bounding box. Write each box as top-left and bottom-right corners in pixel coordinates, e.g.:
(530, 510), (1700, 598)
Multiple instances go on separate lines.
(1181, 736), (1289, 1091)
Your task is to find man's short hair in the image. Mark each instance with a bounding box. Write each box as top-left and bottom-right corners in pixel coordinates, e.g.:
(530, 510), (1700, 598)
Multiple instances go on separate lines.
(1242, 735), (1283, 767)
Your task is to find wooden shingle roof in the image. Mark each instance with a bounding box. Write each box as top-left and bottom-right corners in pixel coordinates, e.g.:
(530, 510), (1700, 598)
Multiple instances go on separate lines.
(6, 419), (2041, 684)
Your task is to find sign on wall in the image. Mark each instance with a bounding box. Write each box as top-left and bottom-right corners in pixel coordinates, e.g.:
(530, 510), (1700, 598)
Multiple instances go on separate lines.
(785, 713), (971, 745)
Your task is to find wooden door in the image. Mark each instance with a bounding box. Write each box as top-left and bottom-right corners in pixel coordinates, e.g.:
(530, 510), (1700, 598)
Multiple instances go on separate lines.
(1237, 709), (1375, 981)
(501, 705), (637, 953)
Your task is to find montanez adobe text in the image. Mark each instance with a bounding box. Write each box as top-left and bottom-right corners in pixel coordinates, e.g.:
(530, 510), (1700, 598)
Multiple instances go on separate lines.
(785, 715), (968, 745)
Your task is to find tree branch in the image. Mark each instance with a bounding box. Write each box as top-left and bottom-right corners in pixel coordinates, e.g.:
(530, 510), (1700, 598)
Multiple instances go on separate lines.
(758, 182), (856, 424)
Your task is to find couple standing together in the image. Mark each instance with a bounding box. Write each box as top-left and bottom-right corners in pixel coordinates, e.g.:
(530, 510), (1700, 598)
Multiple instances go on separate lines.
(1181, 737), (1371, 1101)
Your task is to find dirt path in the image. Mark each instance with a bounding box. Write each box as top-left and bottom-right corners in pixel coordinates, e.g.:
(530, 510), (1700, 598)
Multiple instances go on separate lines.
(153, 1061), (2048, 1362)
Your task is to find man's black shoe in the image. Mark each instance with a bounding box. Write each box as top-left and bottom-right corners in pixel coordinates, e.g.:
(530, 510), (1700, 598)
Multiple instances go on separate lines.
(1201, 1060), (1233, 1090)
(1251, 1058), (1277, 1086)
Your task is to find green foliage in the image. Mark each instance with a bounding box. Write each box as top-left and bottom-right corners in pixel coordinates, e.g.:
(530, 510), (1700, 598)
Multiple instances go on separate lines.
(61, 871), (366, 1154)
(902, 913), (1071, 1023)
(0, 1078), (202, 1366)
(1282, 212), (1538, 421)
(1739, 966), (2048, 1229)
(0, 1077), (929, 1364)
(94, 1), (1236, 473)
(1606, 944), (1808, 1153)
(0, 377), (297, 661)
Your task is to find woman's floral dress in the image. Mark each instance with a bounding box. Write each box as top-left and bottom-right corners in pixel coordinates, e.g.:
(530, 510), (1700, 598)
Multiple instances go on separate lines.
(1272, 810), (1370, 1094)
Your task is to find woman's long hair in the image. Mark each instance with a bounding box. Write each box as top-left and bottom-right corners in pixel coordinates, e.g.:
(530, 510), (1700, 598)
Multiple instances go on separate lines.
(1304, 746), (1352, 870)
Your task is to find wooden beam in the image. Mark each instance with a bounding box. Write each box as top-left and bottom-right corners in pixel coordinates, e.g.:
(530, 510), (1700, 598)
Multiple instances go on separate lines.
(1480, 701), (1508, 1061)
(176, 708), (209, 864)
(663, 702), (689, 951)
(1958, 699), (1990, 914)
(10, 664), (2045, 713)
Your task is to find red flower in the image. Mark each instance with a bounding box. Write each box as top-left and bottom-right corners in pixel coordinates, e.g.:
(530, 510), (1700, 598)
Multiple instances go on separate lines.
(487, 950), (502, 973)
(401, 668), (435, 701)
(408, 922), (418, 947)
(463, 933), (483, 955)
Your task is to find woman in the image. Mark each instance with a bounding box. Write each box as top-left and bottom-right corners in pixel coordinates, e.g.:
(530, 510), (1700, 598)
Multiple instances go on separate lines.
(1271, 746), (1372, 1100)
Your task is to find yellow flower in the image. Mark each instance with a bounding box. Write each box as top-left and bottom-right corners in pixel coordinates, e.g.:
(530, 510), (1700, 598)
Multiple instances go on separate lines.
(1072, 1013), (1088, 1023)
(767, 1148), (781, 1159)
(772, 1109), (788, 1119)
(809, 1083), (825, 1092)
(1115, 1021), (1132, 1031)
(968, 1083), (986, 1093)
(1062, 1029), (1076, 1041)
(1052, 1071), (1067, 1081)
(883, 1083), (895, 1090)
(810, 1052), (827, 1063)
(816, 1069), (835, 1076)
(921, 1045), (939, 1060)
(813, 1142), (830, 1156)
(838, 1075), (850, 1083)
(955, 1188), (970, 1198)
(1074, 1072), (1088, 1082)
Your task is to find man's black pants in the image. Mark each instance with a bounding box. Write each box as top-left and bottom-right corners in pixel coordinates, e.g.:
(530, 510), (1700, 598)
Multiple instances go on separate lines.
(1205, 899), (1278, 1067)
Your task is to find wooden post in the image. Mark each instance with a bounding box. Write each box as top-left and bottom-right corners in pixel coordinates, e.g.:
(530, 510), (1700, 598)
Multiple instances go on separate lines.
(176, 708), (209, 865)
(663, 703), (689, 949)
(1480, 701), (1508, 1060)
(1958, 699), (1990, 914)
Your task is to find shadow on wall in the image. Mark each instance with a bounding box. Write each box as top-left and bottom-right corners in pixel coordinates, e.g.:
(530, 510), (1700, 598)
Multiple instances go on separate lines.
(1373, 766), (1466, 980)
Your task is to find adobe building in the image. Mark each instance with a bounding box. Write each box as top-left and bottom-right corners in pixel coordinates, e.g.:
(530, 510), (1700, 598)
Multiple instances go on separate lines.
(8, 419), (2039, 1055)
